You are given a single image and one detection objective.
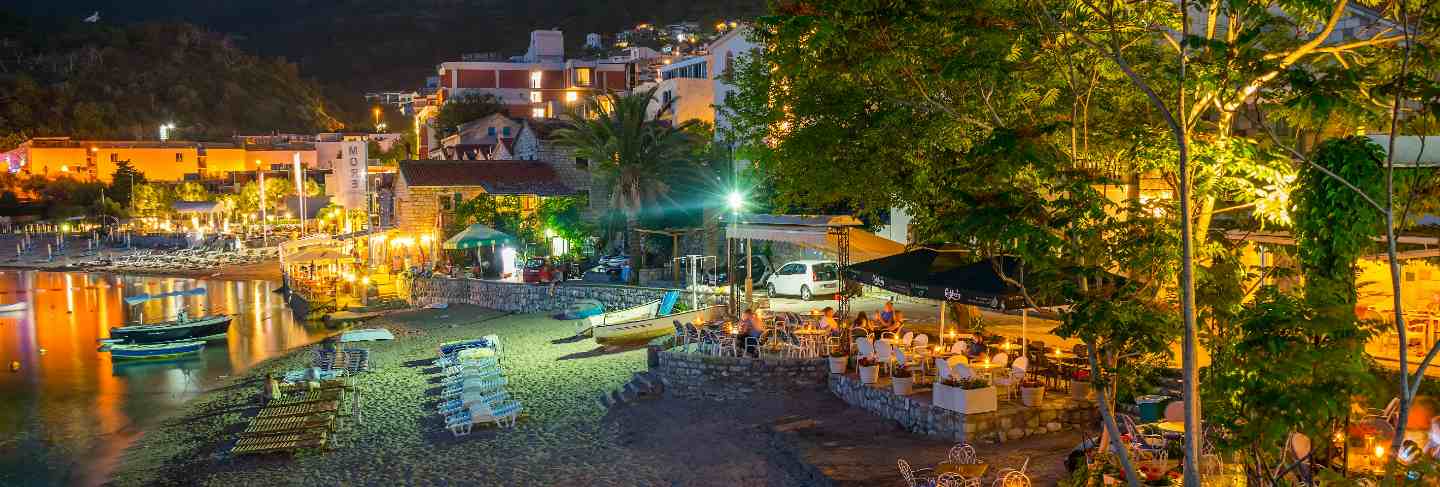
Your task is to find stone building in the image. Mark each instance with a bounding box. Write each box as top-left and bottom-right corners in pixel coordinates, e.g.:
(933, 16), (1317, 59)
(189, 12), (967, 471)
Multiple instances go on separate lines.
(511, 118), (608, 216)
(393, 160), (577, 234)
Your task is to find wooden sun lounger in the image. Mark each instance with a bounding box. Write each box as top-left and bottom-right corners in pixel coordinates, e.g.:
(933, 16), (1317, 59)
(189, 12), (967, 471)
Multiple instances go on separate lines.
(231, 430), (328, 456)
(240, 413), (336, 437)
(266, 389), (343, 407)
(275, 378), (351, 396)
(256, 400), (340, 419)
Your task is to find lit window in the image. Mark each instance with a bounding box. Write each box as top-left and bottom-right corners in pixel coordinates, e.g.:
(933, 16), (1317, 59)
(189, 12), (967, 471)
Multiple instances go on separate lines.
(574, 67), (593, 86)
(566, 91), (578, 103)
(530, 91), (542, 103)
(532, 107), (546, 118)
(530, 71), (542, 89)
(175, 152), (184, 162)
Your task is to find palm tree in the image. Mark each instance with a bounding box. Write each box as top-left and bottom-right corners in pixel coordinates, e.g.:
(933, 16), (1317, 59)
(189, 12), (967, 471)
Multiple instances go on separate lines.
(553, 87), (698, 284)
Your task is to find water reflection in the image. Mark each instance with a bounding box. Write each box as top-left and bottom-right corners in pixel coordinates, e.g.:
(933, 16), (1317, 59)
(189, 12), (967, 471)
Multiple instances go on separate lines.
(0, 270), (328, 486)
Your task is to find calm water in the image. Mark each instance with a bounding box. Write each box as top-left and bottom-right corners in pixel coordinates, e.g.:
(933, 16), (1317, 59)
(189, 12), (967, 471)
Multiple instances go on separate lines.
(0, 270), (329, 486)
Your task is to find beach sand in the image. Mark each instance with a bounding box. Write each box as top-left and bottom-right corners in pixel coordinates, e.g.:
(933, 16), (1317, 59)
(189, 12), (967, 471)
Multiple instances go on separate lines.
(108, 305), (818, 486)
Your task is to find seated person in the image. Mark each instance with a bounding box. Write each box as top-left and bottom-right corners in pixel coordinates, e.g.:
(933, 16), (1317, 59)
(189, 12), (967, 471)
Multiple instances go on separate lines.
(850, 311), (872, 334)
(881, 310), (906, 334)
(878, 301), (897, 327)
(1425, 417), (1440, 459)
(818, 307), (840, 333)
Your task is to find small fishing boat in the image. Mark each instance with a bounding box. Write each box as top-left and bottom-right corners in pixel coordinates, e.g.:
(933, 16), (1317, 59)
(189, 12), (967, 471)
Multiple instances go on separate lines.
(110, 306), (232, 344)
(0, 302), (26, 313)
(575, 299), (660, 337)
(124, 287), (206, 306)
(590, 291), (720, 343)
(109, 340), (205, 360)
(554, 299), (604, 320)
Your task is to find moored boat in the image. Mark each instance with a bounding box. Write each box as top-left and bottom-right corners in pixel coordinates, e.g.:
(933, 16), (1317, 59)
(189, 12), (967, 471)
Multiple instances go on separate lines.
(109, 340), (205, 360)
(110, 307), (232, 344)
(0, 302), (26, 313)
(594, 305), (722, 344)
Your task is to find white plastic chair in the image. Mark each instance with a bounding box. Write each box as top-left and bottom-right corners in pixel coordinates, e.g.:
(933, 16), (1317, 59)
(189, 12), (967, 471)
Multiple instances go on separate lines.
(991, 352), (1009, 366)
(875, 340), (895, 374)
(936, 357), (952, 381)
(950, 341), (968, 354)
(951, 363), (974, 380)
(992, 366), (1025, 400)
(912, 333), (929, 350)
(937, 472), (981, 487)
(990, 470), (1030, 487)
(856, 337), (875, 360)
(1011, 356), (1028, 371)
(901, 331), (915, 348)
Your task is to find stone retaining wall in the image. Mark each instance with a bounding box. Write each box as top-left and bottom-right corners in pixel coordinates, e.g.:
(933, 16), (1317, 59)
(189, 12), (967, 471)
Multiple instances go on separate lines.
(407, 277), (700, 314)
(829, 374), (1098, 443)
(653, 350), (829, 401)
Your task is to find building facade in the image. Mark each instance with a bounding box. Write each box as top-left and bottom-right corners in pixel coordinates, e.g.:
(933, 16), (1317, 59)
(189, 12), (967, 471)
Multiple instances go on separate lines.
(392, 160), (578, 233)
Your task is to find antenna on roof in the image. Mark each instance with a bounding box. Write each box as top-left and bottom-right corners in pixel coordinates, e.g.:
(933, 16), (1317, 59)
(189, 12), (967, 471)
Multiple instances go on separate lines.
(83, 12), (100, 23)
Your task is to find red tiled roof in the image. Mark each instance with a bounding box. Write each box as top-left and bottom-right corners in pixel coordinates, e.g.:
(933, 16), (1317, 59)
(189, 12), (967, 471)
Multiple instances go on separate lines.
(398, 160), (576, 196)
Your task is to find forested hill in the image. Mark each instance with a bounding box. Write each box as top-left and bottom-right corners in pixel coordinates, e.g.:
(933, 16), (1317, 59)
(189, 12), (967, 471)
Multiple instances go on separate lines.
(7, 0), (766, 125)
(0, 14), (341, 145)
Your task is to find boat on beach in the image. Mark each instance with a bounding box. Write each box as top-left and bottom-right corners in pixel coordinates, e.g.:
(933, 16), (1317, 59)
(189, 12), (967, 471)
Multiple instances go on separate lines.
(575, 299), (659, 337)
(0, 302), (26, 313)
(110, 306), (233, 344)
(109, 340), (205, 360)
(593, 304), (723, 344)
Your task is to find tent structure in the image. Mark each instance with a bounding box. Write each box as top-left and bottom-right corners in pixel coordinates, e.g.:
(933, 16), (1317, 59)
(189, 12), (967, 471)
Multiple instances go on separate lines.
(443, 224), (514, 250)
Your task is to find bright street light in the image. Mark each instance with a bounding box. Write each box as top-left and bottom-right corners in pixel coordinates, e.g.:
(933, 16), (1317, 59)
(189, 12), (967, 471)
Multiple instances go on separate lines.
(727, 191), (744, 211)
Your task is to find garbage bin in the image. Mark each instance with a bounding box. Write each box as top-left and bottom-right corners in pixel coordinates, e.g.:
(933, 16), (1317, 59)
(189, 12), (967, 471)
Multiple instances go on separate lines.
(1135, 395), (1170, 423)
(620, 265), (633, 283)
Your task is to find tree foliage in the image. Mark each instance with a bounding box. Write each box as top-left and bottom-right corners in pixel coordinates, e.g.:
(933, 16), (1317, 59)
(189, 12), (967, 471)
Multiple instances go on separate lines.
(0, 19), (340, 142)
(434, 94), (507, 137)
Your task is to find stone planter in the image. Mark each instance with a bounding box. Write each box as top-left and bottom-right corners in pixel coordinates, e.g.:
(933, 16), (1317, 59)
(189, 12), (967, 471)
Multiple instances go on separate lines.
(892, 375), (914, 395)
(1071, 381), (1091, 401)
(1020, 385), (1045, 407)
(859, 365), (879, 384)
(933, 382), (955, 410)
(829, 356), (849, 374)
(946, 385), (998, 414)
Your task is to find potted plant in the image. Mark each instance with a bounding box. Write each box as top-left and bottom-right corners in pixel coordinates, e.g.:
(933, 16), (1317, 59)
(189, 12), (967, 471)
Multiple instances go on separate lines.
(937, 377), (997, 414)
(933, 376), (956, 410)
(857, 357), (879, 384)
(891, 367), (914, 395)
(1019, 376), (1045, 407)
(827, 351), (849, 374)
(1071, 369), (1092, 401)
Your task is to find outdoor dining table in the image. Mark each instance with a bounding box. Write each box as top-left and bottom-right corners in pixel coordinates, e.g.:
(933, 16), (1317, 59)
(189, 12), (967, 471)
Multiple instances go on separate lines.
(792, 328), (830, 356)
(935, 462), (988, 479)
(1154, 420), (1186, 434)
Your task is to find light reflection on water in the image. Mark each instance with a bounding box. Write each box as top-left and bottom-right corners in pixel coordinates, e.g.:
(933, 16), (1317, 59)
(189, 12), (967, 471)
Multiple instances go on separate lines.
(0, 270), (329, 486)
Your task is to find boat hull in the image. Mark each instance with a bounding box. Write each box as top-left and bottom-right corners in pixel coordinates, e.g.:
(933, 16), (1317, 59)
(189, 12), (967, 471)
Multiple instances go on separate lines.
(0, 302), (25, 313)
(110, 341), (205, 360)
(576, 300), (659, 336)
(110, 316), (233, 344)
(594, 306), (721, 344)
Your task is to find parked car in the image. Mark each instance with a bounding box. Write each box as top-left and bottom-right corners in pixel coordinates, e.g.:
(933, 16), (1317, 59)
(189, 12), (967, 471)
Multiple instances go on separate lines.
(705, 255), (773, 287)
(765, 260), (840, 300)
(522, 256), (550, 283)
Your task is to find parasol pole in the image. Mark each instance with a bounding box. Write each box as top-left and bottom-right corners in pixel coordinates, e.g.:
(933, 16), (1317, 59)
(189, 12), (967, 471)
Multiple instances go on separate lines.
(1022, 308), (1028, 353)
(939, 300), (946, 351)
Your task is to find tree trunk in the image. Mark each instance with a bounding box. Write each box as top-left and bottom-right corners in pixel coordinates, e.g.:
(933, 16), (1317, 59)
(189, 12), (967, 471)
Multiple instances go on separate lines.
(1089, 345), (1140, 487)
(627, 215), (641, 285)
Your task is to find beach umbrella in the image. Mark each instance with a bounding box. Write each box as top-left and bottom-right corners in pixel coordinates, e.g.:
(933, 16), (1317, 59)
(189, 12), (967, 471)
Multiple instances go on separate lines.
(442, 224), (514, 250)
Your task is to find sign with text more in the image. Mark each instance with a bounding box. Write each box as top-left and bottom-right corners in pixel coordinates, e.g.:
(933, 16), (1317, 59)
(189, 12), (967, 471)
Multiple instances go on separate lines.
(331, 141), (367, 209)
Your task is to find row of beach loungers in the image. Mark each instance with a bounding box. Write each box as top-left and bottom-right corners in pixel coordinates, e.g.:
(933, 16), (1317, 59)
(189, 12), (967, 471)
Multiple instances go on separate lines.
(434, 337), (524, 436)
(84, 247), (277, 271)
(231, 375), (359, 456)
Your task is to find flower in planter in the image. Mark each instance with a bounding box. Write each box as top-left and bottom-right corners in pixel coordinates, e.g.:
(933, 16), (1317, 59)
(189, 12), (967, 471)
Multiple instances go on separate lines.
(825, 350), (849, 359)
(891, 367), (913, 379)
(1073, 369), (1091, 382)
(857, 357), (879, 367)
(942, 376), (990, 389)
(1019, 377), (1044, 388)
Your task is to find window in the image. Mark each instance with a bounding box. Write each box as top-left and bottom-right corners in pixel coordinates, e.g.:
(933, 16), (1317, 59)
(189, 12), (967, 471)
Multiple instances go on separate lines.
(529, 71), (542, 89)
(565, 91), (578, 103)
(574, 67), (593, 86)
(779, 264), (803, 275)
(575, 157), (588, 168)
(532, 107), (546, 118)
(176, 152), (184, 162)
(440, 195), (452, 211)
(110, 154), (118, 162)
(487, 127), (496, 136)
(453, 192), (463, 208)
(502, 127), (511, 137)
(529, 91), (542, 103)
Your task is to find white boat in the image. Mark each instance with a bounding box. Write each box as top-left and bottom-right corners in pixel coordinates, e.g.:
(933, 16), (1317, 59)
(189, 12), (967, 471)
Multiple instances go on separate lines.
(0, 302), (26, 313)
(594, 305), (723, 344)
(575, 300), (659, 337)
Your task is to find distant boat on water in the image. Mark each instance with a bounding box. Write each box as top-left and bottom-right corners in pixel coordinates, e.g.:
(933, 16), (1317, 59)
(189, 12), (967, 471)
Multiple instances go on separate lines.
(109, 341), (205, 360)
(0, 302), (26, 313)
(109, 306), (232, 344)
(124, 287), (206, 306)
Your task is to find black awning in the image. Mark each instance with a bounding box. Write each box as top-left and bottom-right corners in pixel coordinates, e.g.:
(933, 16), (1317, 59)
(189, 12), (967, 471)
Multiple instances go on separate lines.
(845, 249), (1047, 310)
